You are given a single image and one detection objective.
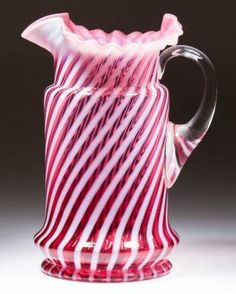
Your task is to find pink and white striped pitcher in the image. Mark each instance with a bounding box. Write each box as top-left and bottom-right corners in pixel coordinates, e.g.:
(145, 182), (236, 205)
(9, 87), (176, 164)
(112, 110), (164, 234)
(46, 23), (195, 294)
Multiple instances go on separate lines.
(22, 13), (217, 282)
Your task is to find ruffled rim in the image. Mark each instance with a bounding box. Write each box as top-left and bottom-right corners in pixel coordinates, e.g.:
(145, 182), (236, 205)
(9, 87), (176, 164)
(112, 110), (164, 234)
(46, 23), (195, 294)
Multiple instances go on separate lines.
(22, 12), (183, 54)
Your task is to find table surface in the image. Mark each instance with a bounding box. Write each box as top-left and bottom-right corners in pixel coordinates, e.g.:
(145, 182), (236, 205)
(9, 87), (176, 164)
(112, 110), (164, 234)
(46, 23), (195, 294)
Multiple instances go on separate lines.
(1, 218), (235, 294)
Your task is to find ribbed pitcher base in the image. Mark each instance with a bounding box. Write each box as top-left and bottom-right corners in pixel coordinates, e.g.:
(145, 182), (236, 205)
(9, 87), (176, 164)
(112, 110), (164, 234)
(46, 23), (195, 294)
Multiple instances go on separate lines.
(41, 258), (172, 282)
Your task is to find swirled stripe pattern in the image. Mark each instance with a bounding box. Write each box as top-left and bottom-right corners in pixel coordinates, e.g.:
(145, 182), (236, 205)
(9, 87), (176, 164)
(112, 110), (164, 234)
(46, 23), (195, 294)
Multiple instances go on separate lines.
(34, 52), (179, 282)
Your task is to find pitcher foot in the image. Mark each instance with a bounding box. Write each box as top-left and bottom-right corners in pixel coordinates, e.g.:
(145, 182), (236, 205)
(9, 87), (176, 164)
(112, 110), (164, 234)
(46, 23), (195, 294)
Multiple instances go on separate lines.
(41, 259), (172, 282)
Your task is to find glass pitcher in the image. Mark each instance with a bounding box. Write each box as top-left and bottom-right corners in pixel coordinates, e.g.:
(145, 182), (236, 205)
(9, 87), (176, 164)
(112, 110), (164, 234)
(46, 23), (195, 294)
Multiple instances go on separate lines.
(21, 12), (217, 282)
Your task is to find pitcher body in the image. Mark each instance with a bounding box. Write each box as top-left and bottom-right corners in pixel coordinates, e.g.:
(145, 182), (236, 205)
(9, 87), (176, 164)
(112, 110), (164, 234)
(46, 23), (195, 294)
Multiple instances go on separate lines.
(22, 13), (217, 282)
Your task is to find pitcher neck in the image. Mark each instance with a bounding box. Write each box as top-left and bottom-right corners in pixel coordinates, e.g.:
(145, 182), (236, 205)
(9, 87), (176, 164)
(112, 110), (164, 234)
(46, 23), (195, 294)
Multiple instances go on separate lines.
(54, 51), (160, 89)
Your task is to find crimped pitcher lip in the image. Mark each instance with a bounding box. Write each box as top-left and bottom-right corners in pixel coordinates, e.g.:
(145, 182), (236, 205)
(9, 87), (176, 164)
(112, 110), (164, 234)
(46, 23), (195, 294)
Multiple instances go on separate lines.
(22, 12), (183, 55)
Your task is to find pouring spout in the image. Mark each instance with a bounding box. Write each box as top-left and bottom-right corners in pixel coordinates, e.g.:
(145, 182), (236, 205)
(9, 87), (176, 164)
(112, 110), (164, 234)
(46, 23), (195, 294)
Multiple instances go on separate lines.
(21, 13), (68, 56)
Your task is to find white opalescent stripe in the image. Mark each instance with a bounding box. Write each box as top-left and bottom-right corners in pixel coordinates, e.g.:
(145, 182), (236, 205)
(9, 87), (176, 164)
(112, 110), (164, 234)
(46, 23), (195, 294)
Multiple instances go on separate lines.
(44, 52), (63, 98)
(137, 177), (165, 269)
(138, 55), (156, 86)
(188, 138), (200, 148)
(72, 87), (160, 269)
(164, 197), (177, 247)
(47, 263), (55, 276)
(43, 87), (147, 260)
(150, 188), (169, 267)
(150, 58), (158, 84)
(175, 135), (191, 157)
(46, 53), (73, 97)
(36, 54), (147, 242)
(139, 270), (144, 280)
(91, 89), (166, 272)
(45, 54), (75, 125)
(152, 267), (158, 278)
(57, 267), (64, 279)
(45, 84), (82, 154)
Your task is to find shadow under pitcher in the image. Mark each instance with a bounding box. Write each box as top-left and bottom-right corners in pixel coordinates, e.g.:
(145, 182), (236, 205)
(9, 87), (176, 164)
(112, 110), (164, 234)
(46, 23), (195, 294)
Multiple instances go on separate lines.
(21, 12), (217, 282)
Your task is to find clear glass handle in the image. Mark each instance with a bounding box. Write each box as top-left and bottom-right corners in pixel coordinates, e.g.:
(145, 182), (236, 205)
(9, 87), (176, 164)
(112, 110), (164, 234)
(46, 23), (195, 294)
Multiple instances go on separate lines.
(160, 45), (217, 188)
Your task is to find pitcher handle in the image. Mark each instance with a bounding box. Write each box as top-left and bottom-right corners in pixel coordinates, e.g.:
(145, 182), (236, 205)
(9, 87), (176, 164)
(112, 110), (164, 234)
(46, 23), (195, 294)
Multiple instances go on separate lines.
(159, 45), (217, 188)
